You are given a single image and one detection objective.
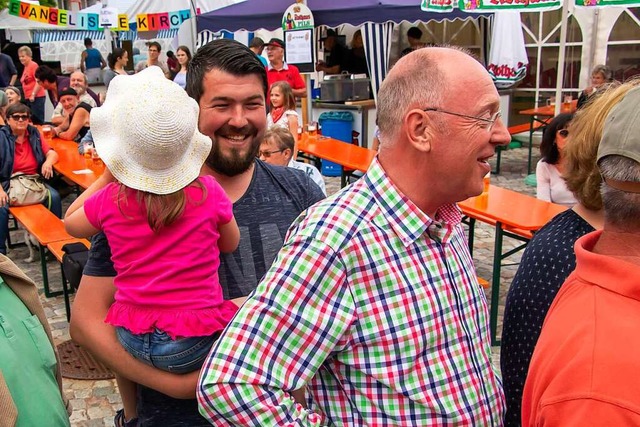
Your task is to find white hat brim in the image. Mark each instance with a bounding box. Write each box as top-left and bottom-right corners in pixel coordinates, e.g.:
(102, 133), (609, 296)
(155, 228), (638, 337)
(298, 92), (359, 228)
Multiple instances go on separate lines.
(91, 67), (212, 195)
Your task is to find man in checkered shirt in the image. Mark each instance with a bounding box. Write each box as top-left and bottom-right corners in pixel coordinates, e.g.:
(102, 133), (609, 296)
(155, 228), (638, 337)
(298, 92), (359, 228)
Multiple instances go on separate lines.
(198, 47), (510, 426)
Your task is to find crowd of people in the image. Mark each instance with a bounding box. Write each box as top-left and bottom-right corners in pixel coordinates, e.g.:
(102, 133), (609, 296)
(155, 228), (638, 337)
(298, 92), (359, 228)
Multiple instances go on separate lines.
(0, 32), (638, 427)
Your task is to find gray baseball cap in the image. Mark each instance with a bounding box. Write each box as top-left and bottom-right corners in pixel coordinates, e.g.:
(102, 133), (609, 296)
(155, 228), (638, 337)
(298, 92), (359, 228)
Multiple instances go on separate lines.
(597, 86), (640, 166)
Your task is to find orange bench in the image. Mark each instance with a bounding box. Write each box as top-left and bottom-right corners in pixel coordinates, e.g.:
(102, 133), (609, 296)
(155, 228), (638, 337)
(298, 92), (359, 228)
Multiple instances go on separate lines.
(47, 238), (90, 321)
(9, 204), (74, 297)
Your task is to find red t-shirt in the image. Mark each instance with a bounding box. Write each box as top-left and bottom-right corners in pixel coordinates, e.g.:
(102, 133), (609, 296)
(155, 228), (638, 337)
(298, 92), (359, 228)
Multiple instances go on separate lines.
(13, 131), (51, 175)
(267, 63), (305, 94)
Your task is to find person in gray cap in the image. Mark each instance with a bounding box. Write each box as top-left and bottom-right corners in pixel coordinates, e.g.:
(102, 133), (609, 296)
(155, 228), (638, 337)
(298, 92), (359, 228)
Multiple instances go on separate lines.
(522, 81), (640, 426)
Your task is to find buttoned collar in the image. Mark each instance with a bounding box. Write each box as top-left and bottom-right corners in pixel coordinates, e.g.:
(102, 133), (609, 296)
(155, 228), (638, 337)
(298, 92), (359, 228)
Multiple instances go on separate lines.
(365, 157), (461, 246)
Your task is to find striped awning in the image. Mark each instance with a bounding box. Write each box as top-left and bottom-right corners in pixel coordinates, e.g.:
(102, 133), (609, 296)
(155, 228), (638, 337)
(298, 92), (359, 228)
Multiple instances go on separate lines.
(33, 28), (178, 43)
(196, 30), (234, 49)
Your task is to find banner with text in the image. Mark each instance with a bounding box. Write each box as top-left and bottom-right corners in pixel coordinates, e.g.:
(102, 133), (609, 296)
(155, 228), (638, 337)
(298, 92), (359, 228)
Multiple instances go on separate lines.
(575, 0), (639, 6)
(8, 0), (191, 31)
(421, 0), (561, 12)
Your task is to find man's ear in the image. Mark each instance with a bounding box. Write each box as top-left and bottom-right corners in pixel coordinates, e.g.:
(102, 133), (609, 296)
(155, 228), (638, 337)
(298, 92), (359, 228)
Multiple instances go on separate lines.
(283, 148), (293, 162)
(403, 109), (433, 153)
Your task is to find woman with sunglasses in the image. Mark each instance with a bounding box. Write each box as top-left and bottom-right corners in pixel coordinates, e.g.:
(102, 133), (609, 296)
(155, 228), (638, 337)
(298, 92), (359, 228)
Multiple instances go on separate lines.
(0, 103), (61, 255)
(535, 113), (576, 207)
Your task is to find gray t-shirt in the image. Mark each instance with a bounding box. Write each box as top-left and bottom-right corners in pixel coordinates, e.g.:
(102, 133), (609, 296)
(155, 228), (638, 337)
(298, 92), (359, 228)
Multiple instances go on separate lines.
(220, 159), (325, 299)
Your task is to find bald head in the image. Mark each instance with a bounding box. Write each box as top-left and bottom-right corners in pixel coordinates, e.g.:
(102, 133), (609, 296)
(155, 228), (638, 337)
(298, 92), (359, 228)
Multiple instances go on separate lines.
(375, 47), (509, 214)
(376, 47), (488, 146)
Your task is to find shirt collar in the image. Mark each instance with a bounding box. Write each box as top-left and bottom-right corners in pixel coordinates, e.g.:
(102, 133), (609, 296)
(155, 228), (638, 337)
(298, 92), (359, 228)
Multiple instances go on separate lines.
(574, 230), (640, 301)
(364, 157), (461, 246)
(268, 62), (289, 71)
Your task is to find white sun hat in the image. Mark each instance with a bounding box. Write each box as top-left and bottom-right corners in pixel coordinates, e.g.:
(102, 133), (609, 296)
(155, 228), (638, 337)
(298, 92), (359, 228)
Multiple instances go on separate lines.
(91, 66), (211, 195)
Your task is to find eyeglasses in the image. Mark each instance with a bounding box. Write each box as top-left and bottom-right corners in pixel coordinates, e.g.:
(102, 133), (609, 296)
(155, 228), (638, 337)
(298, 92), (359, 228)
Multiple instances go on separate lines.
(423, 108), (502, 132)
(557, 129), (569, 138)
(9, 114), (30, 122)
(258, 149), (284, 158)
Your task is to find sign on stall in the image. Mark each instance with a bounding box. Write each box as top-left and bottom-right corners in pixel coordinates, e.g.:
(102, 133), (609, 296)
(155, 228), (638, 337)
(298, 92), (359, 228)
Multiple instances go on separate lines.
(282, 2), (315, 73)
(99, 7), (119, 28)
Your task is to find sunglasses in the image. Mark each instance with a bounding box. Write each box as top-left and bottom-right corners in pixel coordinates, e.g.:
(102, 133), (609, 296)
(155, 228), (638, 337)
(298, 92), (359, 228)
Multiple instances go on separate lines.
(557, 129), (569, 138)
(9, 114), (30, 122)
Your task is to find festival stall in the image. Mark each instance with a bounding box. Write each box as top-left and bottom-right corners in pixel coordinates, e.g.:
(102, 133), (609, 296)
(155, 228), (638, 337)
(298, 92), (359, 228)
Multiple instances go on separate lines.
(198, 0), (489, 101)
(197, 0), (491, 146)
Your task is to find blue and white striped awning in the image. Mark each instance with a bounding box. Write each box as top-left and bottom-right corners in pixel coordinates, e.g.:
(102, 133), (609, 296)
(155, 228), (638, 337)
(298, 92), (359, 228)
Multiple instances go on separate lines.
(33, 28), (178, 43)
(196, 30), (234, 49)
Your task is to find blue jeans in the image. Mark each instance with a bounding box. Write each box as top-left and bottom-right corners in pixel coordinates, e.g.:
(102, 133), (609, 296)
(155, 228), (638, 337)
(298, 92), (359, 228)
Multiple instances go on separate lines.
(0, 184), (61, 254)
(116, 327), (219, 374)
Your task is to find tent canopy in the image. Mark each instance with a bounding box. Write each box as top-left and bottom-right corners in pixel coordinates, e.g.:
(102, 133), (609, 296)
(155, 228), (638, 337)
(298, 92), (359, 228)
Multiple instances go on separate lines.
(197, 0), (486, 33)
(196, 0), (491, 104)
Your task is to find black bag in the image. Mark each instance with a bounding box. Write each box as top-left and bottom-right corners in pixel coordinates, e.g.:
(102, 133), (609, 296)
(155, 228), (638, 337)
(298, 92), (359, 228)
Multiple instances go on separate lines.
(62, 242), (89, 291)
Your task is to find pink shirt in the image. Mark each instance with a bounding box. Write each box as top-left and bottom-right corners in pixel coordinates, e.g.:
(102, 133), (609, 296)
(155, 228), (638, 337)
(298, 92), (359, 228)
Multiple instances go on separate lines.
(84, 175), (238, 339)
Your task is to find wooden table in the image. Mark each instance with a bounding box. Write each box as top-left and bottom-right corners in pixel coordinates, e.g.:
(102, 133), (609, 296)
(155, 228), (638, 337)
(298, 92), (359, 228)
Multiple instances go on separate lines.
(519, 100), (577, 174)
(459, 185), (567, 345)
(49, 137), (103, 189)
(297, 133), (376, 187)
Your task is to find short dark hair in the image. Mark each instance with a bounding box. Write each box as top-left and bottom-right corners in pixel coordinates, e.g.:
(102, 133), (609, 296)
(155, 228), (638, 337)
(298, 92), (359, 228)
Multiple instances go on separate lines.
(249, 37), (264, 49)
(407, 27), (423, 40)
(147, 41), (161, 52)
(186, 39), (268, 103)
(167, 51), (175, 58)
(34, 65), (57, 83)
(540, 113), (574, 165)
(84, 37), (92, 47)
(6, 102), (31, 117)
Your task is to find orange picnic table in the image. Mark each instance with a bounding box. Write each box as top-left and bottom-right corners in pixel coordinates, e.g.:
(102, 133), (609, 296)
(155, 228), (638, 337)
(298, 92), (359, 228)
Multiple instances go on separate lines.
(518, 100), (577, 175)
(49, 137), (104, 190)
(297, 133), (376, 187)
(459, 185), (567, 345)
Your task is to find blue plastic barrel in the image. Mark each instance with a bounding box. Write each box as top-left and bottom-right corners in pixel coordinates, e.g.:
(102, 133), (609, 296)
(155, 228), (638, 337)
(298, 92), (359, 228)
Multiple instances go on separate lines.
(318, 111), (354, 177)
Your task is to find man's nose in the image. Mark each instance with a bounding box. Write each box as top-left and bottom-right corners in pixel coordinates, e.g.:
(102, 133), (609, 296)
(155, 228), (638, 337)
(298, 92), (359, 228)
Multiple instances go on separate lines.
(491, 117), (511, 147)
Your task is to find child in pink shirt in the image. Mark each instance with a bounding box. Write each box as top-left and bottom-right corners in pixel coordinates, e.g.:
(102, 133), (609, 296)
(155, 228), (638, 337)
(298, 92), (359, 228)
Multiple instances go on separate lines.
(64, 66), (241, 427)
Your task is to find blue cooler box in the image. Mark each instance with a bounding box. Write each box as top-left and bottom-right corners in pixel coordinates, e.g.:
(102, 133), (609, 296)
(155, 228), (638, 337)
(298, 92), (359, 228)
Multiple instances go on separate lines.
(318, 111), (354, 177)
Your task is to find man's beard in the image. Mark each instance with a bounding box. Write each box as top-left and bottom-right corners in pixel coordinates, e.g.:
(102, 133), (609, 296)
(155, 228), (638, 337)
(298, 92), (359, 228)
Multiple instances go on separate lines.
(205, 125), (262, 177)
(72, 86), (86, 96)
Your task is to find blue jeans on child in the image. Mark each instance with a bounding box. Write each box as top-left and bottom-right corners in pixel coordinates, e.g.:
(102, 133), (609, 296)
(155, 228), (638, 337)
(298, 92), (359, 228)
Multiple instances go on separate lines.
(116, 327), (219, 374)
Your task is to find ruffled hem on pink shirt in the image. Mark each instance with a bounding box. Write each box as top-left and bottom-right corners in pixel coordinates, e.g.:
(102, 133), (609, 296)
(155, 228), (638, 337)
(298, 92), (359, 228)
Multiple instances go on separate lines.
(105, 300), (239, 340)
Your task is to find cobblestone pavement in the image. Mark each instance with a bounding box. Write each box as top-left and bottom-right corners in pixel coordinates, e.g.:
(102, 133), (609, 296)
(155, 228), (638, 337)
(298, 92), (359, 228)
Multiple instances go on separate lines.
(8, 144), (539, 426)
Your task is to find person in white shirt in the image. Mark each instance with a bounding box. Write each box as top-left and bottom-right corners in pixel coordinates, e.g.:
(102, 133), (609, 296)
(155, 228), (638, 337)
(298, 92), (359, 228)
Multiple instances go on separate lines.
(260, 127), (326, 195)
(536, 113), (577, 207)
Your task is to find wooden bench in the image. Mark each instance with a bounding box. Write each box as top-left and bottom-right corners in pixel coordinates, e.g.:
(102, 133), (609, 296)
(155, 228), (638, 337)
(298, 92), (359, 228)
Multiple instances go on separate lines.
(47, 238), (90, 321)
(9, 204), (74, 297)
(494, 120), (550, 175)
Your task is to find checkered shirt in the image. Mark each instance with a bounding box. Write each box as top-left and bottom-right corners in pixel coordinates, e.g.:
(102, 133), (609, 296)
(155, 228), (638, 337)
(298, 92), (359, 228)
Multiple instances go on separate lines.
(198, 158), (505, 426)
